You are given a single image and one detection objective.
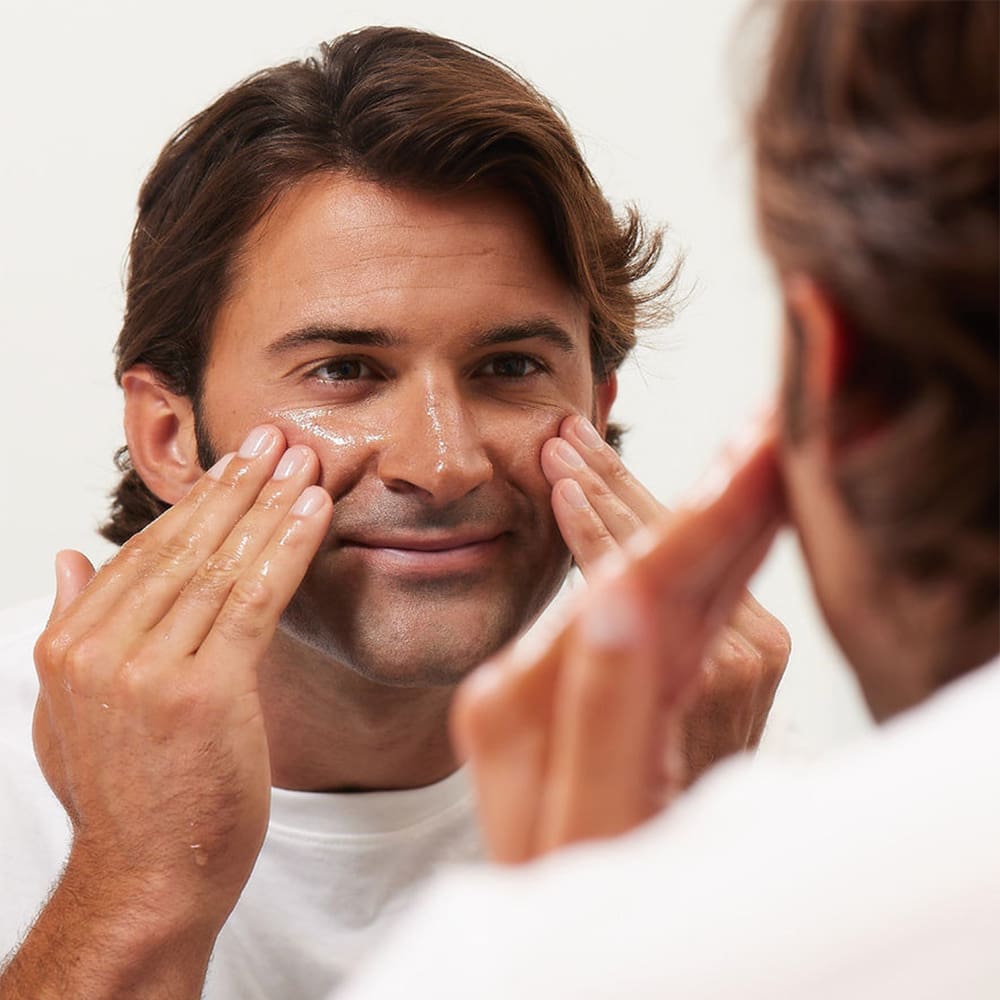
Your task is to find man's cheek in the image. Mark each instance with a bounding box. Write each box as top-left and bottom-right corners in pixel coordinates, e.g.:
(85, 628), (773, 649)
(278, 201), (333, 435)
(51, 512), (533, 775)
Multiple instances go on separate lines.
(267, 407), (382, 498)
(501, 405), (578, 504)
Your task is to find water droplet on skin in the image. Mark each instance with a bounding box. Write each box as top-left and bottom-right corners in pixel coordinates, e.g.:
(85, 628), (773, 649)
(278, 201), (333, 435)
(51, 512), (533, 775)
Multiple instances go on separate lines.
(190, 843), (209, 867)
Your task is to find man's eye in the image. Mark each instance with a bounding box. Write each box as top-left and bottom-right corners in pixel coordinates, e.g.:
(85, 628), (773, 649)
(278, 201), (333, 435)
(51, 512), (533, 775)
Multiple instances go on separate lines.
(312, 359), (372, 381)
(480, 355), (543, 378)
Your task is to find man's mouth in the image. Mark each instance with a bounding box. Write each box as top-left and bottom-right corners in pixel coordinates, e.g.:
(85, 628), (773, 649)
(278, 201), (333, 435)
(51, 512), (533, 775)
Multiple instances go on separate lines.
(337, 530), (509, 577)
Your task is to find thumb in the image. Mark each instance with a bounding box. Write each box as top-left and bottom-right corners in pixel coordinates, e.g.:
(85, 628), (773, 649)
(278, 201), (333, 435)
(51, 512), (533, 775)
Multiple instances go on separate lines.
(49, 549), (97, 622)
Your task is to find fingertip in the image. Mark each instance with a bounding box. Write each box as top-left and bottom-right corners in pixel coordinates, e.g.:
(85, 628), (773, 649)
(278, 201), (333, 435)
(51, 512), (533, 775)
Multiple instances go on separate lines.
(289, 485), (332, 519)
(557, 412), (579, 438)
(567, 413), (606, 451)
(556, 478), (589, 512)
(451, 661), (506, 756)
(539, 437), (566, 485)
(50, 550), (96, 618)
(578, 576), (648, 652)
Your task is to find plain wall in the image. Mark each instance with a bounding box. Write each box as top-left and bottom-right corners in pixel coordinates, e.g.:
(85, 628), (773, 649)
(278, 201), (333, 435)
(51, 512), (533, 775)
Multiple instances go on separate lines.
(0, 0), (872, 753)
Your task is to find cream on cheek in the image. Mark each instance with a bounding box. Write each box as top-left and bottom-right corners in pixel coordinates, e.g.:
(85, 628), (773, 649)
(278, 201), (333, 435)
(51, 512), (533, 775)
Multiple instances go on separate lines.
(266, 398), (583, 501)
(266, 406), (386, 496)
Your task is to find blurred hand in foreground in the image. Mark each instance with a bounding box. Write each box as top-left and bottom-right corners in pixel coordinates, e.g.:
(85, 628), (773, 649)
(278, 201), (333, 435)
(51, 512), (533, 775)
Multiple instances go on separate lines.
(454, 417), (785, 862)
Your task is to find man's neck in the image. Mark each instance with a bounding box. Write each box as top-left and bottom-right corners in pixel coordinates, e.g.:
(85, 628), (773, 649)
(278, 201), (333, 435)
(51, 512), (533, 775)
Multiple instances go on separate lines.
(257, 633), (460, 793)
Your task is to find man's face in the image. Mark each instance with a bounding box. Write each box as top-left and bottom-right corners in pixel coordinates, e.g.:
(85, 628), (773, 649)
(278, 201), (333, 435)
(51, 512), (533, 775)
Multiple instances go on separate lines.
(198, 172), (610, 686)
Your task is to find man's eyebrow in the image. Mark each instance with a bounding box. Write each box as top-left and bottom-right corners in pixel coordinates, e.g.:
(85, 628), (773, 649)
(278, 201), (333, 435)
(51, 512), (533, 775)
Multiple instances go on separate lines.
(264, 319), (578, 356)
(471, 320), (578, 355)
(265, 325), (398, 356)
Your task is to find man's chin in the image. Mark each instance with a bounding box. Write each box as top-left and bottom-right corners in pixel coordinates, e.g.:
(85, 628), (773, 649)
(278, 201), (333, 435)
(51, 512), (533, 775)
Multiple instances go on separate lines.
(275, 600), (526, 689)
(276, 549), (571, 689)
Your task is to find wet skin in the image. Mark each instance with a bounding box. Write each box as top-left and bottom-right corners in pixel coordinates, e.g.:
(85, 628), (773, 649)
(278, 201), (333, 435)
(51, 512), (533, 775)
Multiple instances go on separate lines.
(199, 173), (614, 687)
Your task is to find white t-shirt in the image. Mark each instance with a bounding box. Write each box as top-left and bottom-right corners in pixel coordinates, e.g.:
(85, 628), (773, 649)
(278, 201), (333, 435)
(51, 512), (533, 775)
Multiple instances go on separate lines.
(338, 657), (1000, 1000)
(0, 598), (482, 999)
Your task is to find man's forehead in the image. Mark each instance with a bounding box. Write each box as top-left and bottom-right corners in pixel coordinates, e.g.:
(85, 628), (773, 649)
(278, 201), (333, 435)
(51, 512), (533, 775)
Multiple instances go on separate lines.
(218, 171), (589, 348)
(242, 172), (555, 270)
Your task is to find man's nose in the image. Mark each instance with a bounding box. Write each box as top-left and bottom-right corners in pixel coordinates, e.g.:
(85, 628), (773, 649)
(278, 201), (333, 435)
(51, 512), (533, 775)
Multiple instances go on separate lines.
(377, 377), (493, 505)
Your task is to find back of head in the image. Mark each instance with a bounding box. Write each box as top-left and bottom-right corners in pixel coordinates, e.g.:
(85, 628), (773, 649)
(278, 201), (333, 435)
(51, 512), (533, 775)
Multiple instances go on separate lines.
(105, 27), (672, 544)
(753, 1), (999, 645)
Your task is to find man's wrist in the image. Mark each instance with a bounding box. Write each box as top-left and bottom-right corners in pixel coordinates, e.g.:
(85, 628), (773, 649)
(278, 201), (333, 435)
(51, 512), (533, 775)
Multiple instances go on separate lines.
(0, 850), (225, 1000)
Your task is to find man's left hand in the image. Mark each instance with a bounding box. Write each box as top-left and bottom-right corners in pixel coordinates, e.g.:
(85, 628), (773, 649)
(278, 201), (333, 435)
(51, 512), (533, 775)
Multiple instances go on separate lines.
(540, 414), (790, 784)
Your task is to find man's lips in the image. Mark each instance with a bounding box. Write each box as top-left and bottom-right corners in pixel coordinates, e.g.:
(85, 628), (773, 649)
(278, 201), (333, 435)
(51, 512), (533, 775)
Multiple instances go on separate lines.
(337, 530), (509, 576)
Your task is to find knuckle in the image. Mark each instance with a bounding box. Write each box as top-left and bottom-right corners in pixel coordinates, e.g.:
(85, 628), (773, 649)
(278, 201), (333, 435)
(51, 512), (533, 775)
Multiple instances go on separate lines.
(162, 677), (213, 723)
(156, 534), (200, 573)
(605, 455), (633, 489)
(61, 635), (105, 689)
(189, 550), (243, 601)
(585, 472), (618, 506)
(761, 621), (793, 673)
(215, 577), (273, 642)
(579, 512), (614, 548)
(707, 635), (763, 694)
(250, 488), (284, 514)
(34, 627), (71, 673)
(120, 656), (153, 703)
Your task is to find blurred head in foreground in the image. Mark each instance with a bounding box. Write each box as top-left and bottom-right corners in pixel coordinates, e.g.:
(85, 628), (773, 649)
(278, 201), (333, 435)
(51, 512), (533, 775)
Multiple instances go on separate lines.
(755, 0), (998, 718)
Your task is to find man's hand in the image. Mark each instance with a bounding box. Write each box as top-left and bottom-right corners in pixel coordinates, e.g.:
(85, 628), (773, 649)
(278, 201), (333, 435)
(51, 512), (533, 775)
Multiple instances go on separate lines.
(541, 414), (789, 782)
(2, 426), (332, 1000)
(453, 421), (784, 863)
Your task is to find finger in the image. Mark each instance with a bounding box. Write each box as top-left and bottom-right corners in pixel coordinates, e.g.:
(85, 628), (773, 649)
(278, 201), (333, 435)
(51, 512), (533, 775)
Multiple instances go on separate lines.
(540, 435), (647, 547)
(153, 446), (324, 653)
(560, 414), (664, 524)
(725, 591), (792, 683)
(194, 484), (333, 676)
(59, 425), (288, 642)
(452, 638), (563, 864)
(48, 550), (97, 622)
(36, 550), (97, 706)
(711, 605), (789, 748)
(537, 576), (665, 852)
(631, 416), (783, 621)
(608, 419), (783, 710)
(549, 477), (621, 577)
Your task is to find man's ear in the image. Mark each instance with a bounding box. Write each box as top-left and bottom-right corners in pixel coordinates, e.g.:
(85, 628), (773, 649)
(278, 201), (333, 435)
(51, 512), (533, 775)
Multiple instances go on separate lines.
(781, 276), (853, 447)
(593, 371), (618, 437)
(122, 365), (203, 505)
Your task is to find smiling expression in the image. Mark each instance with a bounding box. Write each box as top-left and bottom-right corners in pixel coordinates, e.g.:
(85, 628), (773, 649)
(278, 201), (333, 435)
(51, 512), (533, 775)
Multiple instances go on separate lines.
(198, 172), (613, 686)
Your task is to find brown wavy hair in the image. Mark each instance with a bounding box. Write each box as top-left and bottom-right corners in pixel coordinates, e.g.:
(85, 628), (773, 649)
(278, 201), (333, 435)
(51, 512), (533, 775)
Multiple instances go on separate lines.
(100, 26), (677, 544)
(755, 0), (999, 625)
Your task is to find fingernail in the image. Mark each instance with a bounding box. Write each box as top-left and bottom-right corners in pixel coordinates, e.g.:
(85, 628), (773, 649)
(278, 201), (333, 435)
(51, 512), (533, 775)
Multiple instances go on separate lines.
(207, 453), (235, 481)
(273, 446), (309, 481)
(574, 416), (604, 450)
(556, 440), (585, 470)
(581, 580), (643, 650)
(561, 479), (589, 510)
(239, 426), (276, 459)
(290, 486), (326, 517)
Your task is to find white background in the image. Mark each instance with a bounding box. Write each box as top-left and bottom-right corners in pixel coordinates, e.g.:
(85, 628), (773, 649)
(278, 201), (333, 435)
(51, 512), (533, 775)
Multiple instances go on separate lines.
(0, 0), (871, 752)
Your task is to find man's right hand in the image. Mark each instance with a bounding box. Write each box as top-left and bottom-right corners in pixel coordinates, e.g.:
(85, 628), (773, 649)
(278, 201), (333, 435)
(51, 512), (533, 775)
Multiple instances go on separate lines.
(1, 425), (332, 1000)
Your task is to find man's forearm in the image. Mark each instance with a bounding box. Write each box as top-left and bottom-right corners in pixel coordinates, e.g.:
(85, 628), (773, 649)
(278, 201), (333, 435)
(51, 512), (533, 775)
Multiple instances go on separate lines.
(0, 857), (218, 1000)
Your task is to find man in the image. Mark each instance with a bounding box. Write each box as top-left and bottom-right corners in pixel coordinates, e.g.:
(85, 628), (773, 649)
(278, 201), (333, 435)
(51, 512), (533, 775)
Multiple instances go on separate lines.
(0, 27), (788, 999)
(336, 1), (1000, 996)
